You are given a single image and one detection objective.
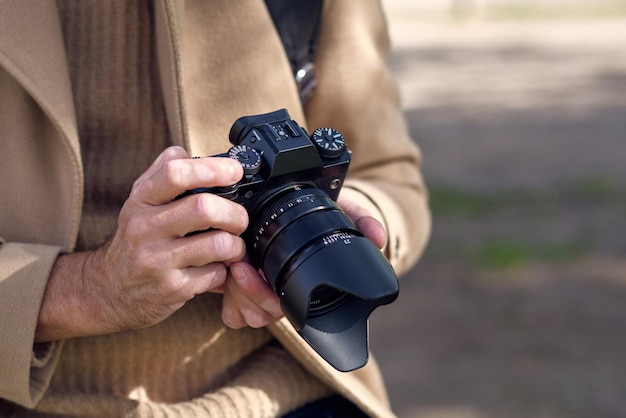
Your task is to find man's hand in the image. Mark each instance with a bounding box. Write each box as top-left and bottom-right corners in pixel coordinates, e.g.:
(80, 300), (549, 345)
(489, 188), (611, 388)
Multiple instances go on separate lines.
(36, 146), (248, 341)
(36, 144), (389, 339)
(216, 195), (388, 329)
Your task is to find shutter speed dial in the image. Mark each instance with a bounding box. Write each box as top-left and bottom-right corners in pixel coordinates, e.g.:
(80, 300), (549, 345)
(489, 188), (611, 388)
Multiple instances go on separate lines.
(228, 144), (262, 176)
(312, 128), (346, 159)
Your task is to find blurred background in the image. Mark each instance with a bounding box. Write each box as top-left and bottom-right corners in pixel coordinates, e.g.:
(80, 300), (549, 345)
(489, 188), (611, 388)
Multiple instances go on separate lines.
(370, 1), (626, 417)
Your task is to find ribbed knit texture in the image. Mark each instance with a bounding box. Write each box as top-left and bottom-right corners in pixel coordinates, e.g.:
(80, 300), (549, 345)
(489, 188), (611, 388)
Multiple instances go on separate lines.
(33, 294), (331, 418)
(6, 2), (332, 417)
(58, 0), (172, 251)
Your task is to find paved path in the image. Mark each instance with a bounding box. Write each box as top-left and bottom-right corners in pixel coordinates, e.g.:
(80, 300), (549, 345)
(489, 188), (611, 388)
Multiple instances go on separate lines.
(369, 15), (626, 418)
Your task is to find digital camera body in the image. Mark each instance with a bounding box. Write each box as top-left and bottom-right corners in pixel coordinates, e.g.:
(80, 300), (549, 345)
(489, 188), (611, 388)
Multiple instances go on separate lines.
(180, 109), (399, 371)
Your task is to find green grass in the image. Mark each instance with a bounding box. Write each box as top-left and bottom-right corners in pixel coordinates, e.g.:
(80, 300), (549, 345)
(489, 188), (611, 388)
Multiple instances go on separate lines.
(565, 176), (621, 201)
(428, 187), (505, 216)
(468, 239), (587, 269)
(427, 176), (623, 270)
(429, 175), (626, 217)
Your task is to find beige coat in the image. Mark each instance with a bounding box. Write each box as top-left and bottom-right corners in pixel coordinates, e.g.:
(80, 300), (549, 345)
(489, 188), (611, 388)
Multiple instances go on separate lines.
(0, 0), (431, 416)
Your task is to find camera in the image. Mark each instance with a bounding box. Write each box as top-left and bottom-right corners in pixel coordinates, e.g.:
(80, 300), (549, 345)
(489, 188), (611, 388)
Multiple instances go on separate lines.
(180, 109), (399, 371)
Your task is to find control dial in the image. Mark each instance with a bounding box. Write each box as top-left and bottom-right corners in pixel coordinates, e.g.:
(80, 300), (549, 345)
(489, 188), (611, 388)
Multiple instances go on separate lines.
(228, 144), (262, 176)
(312, 127), (346, 159)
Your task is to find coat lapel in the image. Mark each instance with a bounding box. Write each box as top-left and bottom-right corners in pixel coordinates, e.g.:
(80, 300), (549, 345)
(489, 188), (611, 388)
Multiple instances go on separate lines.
(0, 0), (83, 249)
(0, 0), (190, 161)
(0, 0), (81, 162)
(180, 0), (304, 157)
(155, 0), (189, 149)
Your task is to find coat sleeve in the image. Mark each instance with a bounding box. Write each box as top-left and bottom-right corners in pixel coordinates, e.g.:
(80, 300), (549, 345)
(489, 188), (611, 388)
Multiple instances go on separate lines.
(0, 240), (64, 408)
(0, 50), (78, 407)
(304, 0), (431, 275)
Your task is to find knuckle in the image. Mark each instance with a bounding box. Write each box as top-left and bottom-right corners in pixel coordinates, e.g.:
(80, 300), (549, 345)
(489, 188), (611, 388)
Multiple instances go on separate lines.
(192, 194), (248, 232)
(163, 277), (185, 295)
(131, 256), (160, 282)
(222, 307), (244, 329)
(157, 273), (189, 298)
(131, 178), (143, 194)
(234, 205), (249, 234)
(123, 219), (158, 254)
(246, 311), (271, 328)
(208, 232), (237, 260)
(145, 250), (170, 273)
(191, 193), (214, 219)
(124, 215), (146, 241)
(162, 159), (189, 189)
(128, 177), (158, 209)
(195, 264), (227, 293)
(163, 146), (187, 159)
(230, 236), (247, 259)
(209, 263), (228, 286)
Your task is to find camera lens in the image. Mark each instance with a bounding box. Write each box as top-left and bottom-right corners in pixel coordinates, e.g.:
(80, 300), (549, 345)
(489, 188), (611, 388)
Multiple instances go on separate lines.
(242, 183), (399, 372)
(247, 185), (359, 305)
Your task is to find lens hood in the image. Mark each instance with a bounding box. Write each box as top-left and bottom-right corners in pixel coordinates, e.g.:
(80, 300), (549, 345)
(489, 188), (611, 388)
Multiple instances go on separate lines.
(280, 235), (399, 371)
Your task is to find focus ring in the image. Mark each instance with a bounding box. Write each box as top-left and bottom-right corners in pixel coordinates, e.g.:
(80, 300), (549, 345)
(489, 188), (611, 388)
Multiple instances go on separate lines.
(249, 187), (338, 262)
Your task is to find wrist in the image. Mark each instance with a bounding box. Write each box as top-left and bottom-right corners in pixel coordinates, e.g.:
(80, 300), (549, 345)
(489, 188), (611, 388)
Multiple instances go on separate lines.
(35, 251), (107, 342)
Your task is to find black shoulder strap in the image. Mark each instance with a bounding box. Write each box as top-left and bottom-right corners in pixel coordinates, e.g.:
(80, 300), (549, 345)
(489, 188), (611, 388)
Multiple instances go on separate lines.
(264, 0), (323, 103)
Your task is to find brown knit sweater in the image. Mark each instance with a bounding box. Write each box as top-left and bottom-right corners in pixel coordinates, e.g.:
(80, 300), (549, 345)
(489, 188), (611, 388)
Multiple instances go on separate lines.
(16, 2), (332, 416)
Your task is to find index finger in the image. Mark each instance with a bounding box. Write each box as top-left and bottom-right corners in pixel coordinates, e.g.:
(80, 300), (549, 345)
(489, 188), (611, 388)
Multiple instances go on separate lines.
(132, 156), (243, 207)
(134, 146), (190, 187)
